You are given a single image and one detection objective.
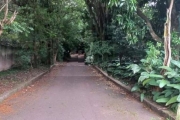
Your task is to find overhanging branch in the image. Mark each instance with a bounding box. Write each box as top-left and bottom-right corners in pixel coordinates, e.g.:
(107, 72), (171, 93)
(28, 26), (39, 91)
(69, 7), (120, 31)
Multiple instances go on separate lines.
(136, 7), (162, 42)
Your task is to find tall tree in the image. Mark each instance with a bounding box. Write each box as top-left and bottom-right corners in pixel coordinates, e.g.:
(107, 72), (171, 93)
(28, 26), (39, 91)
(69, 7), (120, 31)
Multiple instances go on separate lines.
(0, 0), (17, 35)
(84, 0), (111, 41)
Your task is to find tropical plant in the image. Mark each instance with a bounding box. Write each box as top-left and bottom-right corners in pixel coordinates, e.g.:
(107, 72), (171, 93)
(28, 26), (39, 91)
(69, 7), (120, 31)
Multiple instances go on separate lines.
(131, 59), (180, 112)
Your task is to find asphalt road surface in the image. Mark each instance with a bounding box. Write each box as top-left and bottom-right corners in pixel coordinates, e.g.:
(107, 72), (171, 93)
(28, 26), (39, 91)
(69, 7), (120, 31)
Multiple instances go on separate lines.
(0, 62), (163, 120)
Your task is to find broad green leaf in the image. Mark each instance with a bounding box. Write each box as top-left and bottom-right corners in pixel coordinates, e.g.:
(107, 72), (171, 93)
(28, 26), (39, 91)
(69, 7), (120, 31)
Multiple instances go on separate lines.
(116, 63), (120, 66)
(119, 2), (125, 7)
(167, 84), (180, 90)
(138, 76), (149, 82)
(164, 71), (177, 78)
(148, 79), (158, 86)
(152, 91), (160, 95)
(141, 72), (149, 76)
(166, 96), (178, 106)
(165, 91), (173, 97)
(170, 103), (178, 110)
(149, 74), (163, 78)
(142, 79), (151, 86)
(175, 76), (180, 81)
(156, 98), (169, 103)
(138, 72), (149, 82)
(171, 60), (180, 69)
(159, 66), (173, 72)
(131, 84), (139, 92)
(157, 80), (170, 88)
(152, 92), (161, 101)
(177, 94), (180, 102)
(129, 64), (141, 74)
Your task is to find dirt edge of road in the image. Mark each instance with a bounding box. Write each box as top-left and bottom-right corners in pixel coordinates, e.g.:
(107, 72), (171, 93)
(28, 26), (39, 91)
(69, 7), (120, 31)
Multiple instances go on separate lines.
(0, 65), (57, 104)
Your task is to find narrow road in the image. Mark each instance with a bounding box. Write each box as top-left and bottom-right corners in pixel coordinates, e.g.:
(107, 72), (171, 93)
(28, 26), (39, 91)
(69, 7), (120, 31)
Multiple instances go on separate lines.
(0, 62), (163, 120)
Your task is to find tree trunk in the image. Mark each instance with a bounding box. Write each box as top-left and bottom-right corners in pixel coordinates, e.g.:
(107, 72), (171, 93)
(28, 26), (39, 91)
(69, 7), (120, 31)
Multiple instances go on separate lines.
(161, 0), (174, 75)
(33, 39), (38, 68)
(47, 41), (51, 65)
(53, 49), (58, 64)
(84, 0), (109, 41)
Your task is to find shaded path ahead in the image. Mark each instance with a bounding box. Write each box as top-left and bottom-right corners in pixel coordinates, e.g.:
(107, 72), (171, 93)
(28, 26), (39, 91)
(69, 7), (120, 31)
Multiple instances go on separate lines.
(0, 62), (163, 120)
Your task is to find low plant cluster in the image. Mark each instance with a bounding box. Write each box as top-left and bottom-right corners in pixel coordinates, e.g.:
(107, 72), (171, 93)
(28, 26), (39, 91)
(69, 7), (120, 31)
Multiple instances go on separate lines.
(85, 41), (180, 112)
(128, 42), (180, 112)
(131, 59), (180, 112)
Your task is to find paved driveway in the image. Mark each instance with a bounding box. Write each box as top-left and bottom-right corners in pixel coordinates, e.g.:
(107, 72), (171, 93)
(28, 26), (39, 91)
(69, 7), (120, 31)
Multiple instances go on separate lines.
(0, 62), (163, 120)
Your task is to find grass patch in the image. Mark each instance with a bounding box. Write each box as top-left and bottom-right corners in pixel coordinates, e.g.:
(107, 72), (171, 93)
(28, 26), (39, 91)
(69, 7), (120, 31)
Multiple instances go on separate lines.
(0, 68), (20, 77)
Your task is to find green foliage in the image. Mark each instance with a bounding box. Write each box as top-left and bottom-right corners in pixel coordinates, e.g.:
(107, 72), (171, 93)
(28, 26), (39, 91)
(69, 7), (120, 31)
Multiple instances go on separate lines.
(85, 41), (116, 63)
(171, 32), (180, 58)
(125, 42), (180, 112)
(127, 64), (141, 74)
(130, 59), (180, 112)
(6, 0), (87, 67)
(0, 68), (19, 77)
(14, 50), (32, 69)
(102, 59), (141, 80)
(116, 14), (146, 44)
(57, 44), (65, 62)
(38, 45), (48, 64)
(4, 21), (33, 36)
(140, 42), (163, 72)
(109, 0), (137, 12)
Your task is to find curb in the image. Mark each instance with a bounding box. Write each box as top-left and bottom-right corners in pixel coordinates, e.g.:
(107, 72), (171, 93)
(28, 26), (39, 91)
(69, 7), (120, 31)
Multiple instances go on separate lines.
(93, 66), (176, 120)
(0, 65), (55, 104)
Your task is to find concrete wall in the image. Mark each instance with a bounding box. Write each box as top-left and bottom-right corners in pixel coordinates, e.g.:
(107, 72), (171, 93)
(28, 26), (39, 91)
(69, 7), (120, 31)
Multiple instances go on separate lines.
(0, 46), (14, 71)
